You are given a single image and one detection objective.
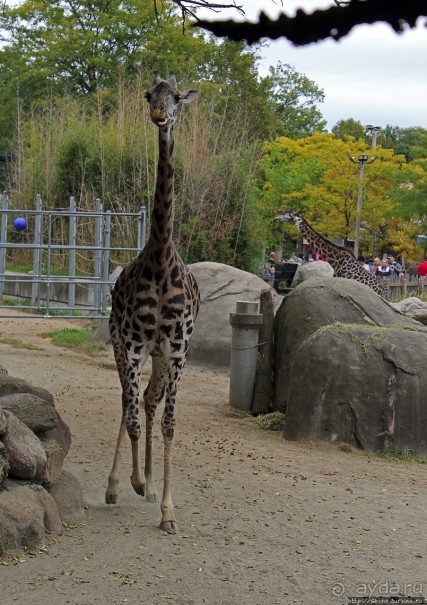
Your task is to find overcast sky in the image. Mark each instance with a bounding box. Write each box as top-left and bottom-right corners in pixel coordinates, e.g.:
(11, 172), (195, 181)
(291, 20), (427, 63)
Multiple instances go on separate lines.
(204, 0), (427, 130)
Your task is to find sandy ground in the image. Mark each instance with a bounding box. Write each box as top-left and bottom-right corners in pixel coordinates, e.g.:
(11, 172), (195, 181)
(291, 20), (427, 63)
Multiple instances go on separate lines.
(0, 309), (426, 605)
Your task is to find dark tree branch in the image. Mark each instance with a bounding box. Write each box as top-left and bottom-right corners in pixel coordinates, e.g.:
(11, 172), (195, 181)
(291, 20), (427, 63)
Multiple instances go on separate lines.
(194, 0), (427, 45)
(168, 0), (245, 22)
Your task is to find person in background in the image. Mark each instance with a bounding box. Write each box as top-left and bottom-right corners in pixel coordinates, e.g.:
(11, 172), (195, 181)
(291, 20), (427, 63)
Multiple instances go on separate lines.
(417, 256), (427, 277)
(387, 256), (405, 278)
(370, 257), (381, 274)
(375, 258), (392, 278)
(357, 255), (370, 272)
(266, 251), (276, 275)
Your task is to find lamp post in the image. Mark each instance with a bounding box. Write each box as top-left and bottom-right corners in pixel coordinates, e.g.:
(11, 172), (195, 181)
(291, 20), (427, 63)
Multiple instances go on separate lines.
(366, 125), (380, 149)
(348, 153), (377, 259)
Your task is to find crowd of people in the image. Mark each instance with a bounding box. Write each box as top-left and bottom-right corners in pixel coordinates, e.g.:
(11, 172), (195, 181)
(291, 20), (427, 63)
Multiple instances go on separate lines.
(262, 250), (427, 281)
(356, 255), (406, 279)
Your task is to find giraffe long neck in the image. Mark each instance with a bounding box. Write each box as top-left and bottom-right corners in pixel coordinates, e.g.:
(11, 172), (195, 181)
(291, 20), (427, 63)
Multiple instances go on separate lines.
(298, 219), (342, 261)
(149, 125), (175, 255)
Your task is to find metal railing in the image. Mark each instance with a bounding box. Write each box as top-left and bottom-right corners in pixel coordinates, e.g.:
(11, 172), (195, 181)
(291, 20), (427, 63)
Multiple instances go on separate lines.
(0, 192), (146, 318)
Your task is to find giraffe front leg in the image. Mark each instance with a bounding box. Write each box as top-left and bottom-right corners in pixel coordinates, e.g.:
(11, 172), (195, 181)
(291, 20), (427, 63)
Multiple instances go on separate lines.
(159, 359), (185, 534)
(143, 358), (167, 503)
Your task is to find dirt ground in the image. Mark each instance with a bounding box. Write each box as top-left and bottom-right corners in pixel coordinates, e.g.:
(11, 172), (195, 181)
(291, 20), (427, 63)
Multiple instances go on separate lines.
(0, 309), (426, 605)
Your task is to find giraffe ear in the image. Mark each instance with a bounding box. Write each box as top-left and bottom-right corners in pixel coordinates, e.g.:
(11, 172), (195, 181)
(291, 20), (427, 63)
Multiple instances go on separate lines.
(168, 73), (178, 88)
(180, 89), (199, 104)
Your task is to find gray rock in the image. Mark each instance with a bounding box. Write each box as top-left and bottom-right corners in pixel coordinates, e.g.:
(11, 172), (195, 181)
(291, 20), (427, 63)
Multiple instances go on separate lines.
(49, 470), (86, 524)
(0, 374), (54, 405)
(0, 364), (8, 376)
(291, 260), (334, 287)
(91, 261), (281, 369)
(0, 393), (60, 433)
(0, 408), (7, 436)
(0, 481), (62, 555)
(0, 442), (10, 487)
(392, 296), (427, 313)
(2, 411), (47, 481)
(274, 277), (427, 456)
(187, 262), (281, 368)
(40, 417), (72, 457)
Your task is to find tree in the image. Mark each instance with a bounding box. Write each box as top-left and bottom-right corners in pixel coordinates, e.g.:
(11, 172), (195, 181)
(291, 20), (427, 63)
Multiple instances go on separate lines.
(195, 0), (427, 46)
(266, 62), (327, 139)
(256, 133), (426, 259)
(332, 118), (366, 143)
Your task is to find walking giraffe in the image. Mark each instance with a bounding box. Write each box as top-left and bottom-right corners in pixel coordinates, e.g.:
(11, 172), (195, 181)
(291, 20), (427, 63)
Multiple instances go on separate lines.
(105, 73), (200, 534)
(277, 211), (388, 298)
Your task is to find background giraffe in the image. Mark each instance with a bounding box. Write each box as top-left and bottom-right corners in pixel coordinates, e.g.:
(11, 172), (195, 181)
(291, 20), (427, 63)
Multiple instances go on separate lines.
(277, 211), (388, 298)
(105, 73), (200, 534)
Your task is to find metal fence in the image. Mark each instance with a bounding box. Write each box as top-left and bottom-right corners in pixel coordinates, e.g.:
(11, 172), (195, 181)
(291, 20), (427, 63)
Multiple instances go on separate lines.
(0, 192), (146, 318)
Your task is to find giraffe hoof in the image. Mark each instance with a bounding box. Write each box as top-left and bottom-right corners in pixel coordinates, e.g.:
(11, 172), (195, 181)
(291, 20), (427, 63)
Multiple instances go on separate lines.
(105, 492), (118, 505)
(146, 493), (159, 503)
(132, 484), (146, 497)
(160, 520), (178, 535)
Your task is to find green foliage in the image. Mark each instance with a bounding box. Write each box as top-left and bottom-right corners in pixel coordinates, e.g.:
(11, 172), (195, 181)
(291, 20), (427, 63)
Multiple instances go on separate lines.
(41, 326), (104, 354)
(332, 118), (367, 142)
(257, 133), (427, 260)
(267, 62), (327, 139)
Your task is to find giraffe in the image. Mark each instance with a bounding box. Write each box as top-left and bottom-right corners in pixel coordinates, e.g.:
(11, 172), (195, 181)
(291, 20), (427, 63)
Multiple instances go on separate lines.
(277, 211), (388, 298)
(105, 72), (200, 534)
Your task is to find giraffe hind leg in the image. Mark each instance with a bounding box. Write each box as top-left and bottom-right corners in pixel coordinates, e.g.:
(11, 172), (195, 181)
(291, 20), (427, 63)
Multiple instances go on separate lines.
(142, 357), (168, 503)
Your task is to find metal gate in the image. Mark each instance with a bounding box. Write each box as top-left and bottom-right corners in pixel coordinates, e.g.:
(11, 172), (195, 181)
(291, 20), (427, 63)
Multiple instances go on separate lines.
(0, 192), (146, 318)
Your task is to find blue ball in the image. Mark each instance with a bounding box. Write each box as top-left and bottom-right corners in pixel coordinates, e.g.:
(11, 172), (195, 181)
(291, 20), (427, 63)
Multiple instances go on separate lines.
(13, 217), (27, 231)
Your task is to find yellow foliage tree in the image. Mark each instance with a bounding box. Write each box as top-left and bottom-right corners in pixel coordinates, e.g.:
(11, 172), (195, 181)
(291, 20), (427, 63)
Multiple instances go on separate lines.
(258, 132), (426, 259)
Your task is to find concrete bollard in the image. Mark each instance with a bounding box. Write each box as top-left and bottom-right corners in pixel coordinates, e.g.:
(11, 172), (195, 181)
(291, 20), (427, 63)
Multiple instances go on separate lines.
(229, 301), (263, 411)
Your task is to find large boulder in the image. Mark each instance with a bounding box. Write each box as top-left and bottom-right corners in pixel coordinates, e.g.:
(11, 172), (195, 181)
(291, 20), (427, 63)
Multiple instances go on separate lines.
(188, 262), (281, 368)
(2, 411), (47, 481)
(274, 277), (427, 456)
(93, 262), (281, 369)
(291, 260), (334, 287)
(0, 482), (62, 554)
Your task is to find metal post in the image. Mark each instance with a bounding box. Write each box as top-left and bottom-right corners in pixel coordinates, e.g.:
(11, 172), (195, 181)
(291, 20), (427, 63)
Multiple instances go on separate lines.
(138, 205), (147, 250)
(94, 197), (103, 312)
(348, 154), (376, 259)
(101, 211), (112, 316)
(229, 301), (263, 411)
(31, 194), (42, 306)
(0, 191), (8, 299)
(68, 196), (76, 310)
(46, 213), (52, 316)
(354, 159), (366, 260)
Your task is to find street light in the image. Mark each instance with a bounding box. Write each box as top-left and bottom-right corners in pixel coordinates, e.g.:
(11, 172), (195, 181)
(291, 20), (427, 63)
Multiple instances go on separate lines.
(366, 125), (380, 149)
(348, 153), (377, 259)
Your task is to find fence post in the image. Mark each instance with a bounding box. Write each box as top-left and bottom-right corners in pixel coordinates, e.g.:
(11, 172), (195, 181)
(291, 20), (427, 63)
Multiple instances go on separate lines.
(138, 205), (147, 250)
(31, 194), (42, 306)
(68, 196), (77, 311)
(94, 197), (103, 313)
(0, 191), (8, 299)
(229, 301), (263, 411)
(101, 210), (112, 316)
(401, 276), (407, 299)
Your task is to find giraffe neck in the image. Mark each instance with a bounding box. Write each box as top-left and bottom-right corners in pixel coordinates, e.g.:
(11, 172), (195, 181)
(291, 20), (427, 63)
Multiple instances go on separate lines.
(298, 219), (346, 262)
(149, 125), (175, 256)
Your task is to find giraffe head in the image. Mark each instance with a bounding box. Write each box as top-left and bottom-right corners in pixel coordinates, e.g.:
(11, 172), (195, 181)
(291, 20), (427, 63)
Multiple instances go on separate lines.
(145, 72), (199, 128)
(276, 210), (303, 228)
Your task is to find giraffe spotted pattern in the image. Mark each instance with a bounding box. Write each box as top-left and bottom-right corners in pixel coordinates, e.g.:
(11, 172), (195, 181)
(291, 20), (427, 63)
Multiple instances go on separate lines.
(278, 211), (388, 299)
(106, 73), (200, 535)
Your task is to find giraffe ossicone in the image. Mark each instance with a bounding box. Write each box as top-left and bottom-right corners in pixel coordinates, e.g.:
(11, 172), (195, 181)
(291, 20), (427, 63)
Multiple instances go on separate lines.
(277, 211), (388, 299)
(105, 73), (200, 535)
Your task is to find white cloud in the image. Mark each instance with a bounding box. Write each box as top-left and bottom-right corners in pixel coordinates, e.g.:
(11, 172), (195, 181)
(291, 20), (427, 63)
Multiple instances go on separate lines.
(204, 1), (427, 129)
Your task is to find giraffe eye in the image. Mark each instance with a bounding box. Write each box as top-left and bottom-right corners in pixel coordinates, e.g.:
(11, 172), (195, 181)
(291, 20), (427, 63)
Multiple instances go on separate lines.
(174, 94), (181, 102)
